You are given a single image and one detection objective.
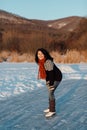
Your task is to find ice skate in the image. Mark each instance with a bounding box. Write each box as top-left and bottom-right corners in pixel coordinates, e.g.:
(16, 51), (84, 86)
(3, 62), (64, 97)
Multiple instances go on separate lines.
(44, 108), (49, 113)
(45, 111), (56, 118)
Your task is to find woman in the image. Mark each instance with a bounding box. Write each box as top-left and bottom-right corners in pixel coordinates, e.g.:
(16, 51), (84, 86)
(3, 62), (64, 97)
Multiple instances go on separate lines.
(35, 48), (62, 118)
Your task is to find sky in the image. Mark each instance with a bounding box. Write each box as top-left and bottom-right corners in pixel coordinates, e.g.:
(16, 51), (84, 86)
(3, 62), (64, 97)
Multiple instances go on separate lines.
(0, 0), (87, 20)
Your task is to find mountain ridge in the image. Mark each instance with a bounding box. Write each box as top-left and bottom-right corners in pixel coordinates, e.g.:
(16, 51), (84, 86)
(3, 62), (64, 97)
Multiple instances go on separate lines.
(0, 9), (84, 29)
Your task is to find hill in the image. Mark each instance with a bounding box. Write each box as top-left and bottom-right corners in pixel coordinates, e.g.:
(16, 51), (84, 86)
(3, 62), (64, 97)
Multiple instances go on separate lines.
(0, 10), (87, 62)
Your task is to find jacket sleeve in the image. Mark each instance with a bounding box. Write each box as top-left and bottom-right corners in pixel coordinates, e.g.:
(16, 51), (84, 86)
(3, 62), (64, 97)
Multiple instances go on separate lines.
(44, 60), (54, 86)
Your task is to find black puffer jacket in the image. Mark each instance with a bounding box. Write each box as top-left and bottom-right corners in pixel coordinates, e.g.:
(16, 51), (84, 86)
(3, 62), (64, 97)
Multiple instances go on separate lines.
(44, 59), (62, 86)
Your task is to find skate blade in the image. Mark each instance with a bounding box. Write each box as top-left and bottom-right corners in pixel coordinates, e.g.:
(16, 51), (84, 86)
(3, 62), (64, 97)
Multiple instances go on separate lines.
(45, 113), (56, 119)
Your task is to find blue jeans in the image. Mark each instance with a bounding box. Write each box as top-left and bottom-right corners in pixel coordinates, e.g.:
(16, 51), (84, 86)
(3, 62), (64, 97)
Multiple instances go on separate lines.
(46, 81), (60, 100)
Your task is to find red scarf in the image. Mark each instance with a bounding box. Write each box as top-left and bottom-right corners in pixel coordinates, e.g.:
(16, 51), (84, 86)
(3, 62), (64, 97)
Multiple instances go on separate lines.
(38, 58), (46, 79)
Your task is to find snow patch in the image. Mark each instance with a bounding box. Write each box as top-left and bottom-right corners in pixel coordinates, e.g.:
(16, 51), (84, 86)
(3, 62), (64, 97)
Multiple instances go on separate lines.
(58, 22), (67, 28)
(59, 65), (76, 73)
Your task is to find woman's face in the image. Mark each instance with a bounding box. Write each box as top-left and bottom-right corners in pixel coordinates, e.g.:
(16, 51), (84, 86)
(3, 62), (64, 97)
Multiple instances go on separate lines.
(37, 51), (45, 60)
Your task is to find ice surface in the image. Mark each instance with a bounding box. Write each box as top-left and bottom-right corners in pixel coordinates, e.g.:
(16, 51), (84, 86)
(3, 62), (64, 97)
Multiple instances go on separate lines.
(0, 62), (87, 130)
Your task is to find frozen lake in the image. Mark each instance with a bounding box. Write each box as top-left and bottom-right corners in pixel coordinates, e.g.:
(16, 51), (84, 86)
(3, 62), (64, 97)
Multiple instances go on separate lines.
(0, 62), (87, 130)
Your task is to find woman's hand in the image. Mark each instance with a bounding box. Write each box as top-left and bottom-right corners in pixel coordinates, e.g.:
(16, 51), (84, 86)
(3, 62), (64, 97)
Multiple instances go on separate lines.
(46, 81), (50, 86)
(49, 86), (54, 90)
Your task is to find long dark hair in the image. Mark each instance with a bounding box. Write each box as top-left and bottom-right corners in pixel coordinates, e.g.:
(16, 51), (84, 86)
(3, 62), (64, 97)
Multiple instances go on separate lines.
(35, 48), (53, 63)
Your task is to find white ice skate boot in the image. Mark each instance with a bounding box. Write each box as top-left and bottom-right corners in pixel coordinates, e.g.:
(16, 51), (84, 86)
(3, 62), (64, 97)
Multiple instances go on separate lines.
(45, 111), (56, 118)
(44, 108), (49, 113)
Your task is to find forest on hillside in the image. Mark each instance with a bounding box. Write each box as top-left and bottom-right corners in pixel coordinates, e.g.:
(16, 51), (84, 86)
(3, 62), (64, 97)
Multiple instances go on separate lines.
(0, 10), (87, 62)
